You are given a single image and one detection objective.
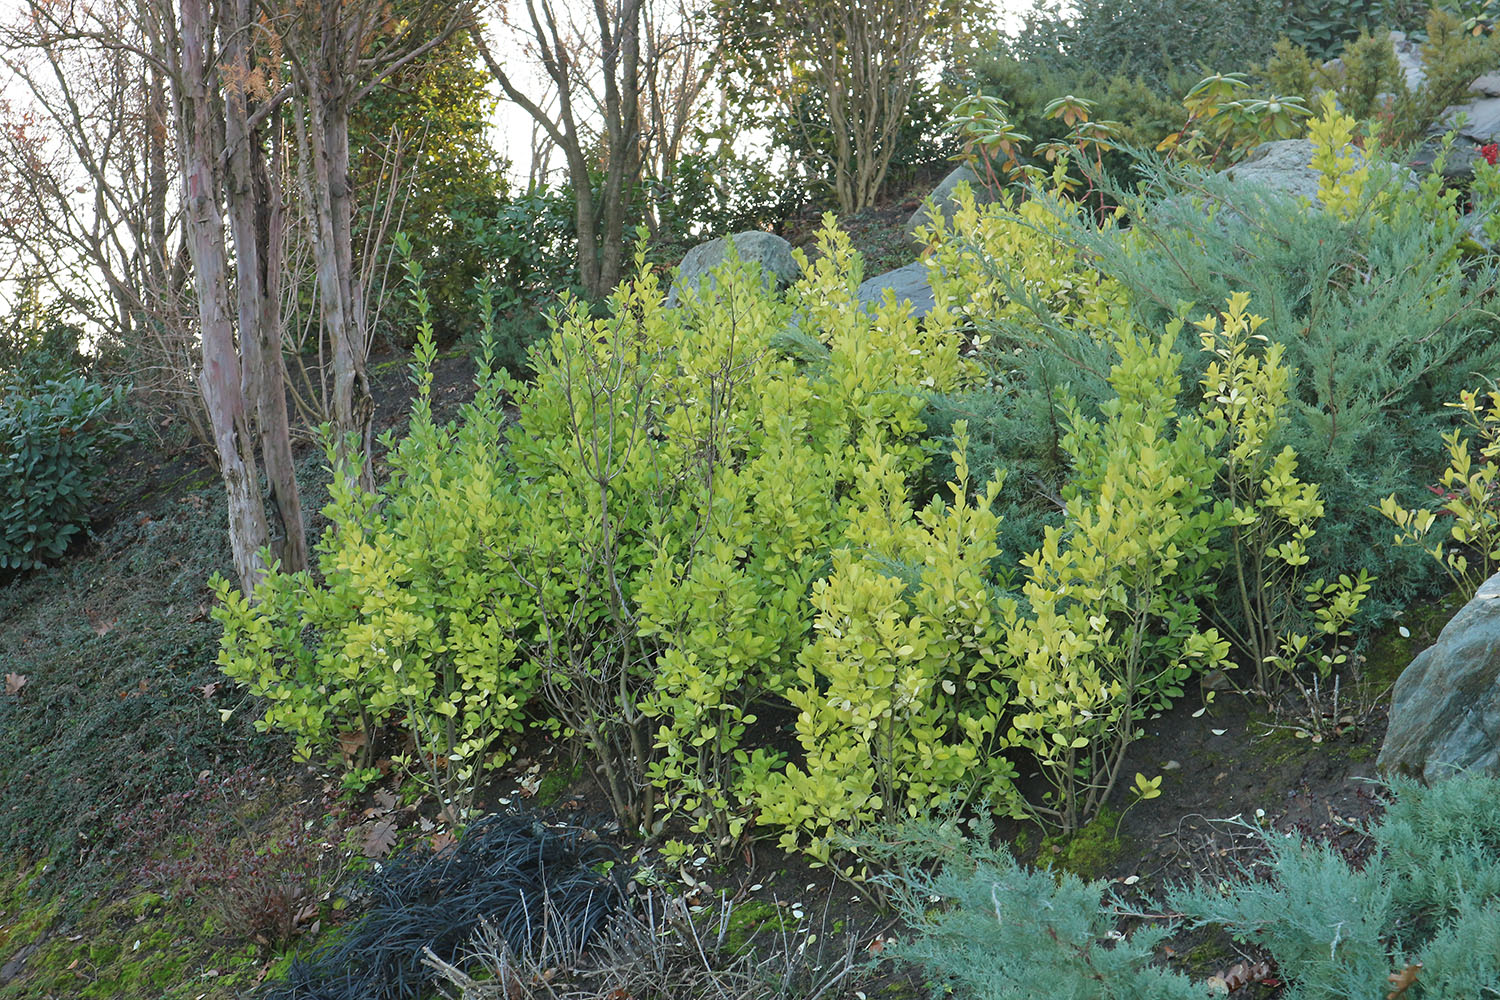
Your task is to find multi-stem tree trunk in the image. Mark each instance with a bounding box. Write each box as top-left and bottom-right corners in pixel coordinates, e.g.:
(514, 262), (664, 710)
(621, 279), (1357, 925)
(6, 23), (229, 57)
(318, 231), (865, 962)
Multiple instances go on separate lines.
(278, 0), (467, 487)
(224, 0), (307, 572)
(473, 0), (645, 301)
(296, 66), (375, 490)
(173, 0), (274, 592)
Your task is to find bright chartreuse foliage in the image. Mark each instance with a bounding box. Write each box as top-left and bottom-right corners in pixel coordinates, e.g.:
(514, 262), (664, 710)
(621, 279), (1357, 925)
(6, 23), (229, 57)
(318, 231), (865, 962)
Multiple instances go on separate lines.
(1382, 385), (1500, 600)
(212, 271), (535, 816)
(215, 194), (1380, 855)
(757, 427), (1018, 860)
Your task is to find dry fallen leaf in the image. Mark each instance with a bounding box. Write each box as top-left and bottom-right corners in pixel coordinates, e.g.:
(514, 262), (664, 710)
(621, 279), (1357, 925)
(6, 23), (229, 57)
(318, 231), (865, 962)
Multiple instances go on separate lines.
(4, 672), (26, 696)
(1387, 962), (1423, 999)
(337, 729), (367, 764)
(373, 789), (398, 812)
(1211, 961), (1273, 993)
(363, 818), (399, 858)
(199, 681), (221, 700)
(430, 831), (456, 853)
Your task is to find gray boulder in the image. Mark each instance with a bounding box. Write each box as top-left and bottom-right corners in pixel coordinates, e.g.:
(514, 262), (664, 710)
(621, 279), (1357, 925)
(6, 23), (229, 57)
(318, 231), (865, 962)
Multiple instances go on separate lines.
(1378, 572), (1500, 782)
(1390, 30), (1426, 91)
(1441, 95), (1500, 142)
(856, 261), (936, 320)
(1220, 139), (1417, 205)
(666, 231), (800, 307)
(903, 166), (999, 241)
(1417, 93), (1500, 183)
(1220, 140), (1327, 202)
(1471, 70), (1500, 98)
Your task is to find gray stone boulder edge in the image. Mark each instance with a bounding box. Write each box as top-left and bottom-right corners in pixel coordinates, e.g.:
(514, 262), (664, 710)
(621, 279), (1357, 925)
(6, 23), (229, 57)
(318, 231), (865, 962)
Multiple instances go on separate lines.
(665, 231), (800, 307)
(903, 166), (999, 241)
(1220, 139), (1417, 205)
(856, 261), (935, 320)
(1472, 70), (1500, 98)
(1378, 571), (1500, 782)
(1441, 95), (1500, 142)
(1220, 140), (1327, 203)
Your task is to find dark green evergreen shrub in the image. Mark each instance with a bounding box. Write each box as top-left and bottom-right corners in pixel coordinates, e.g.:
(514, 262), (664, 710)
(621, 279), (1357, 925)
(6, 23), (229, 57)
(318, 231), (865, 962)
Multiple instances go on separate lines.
(1006, 0), (1290, 91)
(874, 775), (1500, 1000)
(454, 185), (580, 370)
(0, 373), (129, 572)
(1280, 0), (1426, 59)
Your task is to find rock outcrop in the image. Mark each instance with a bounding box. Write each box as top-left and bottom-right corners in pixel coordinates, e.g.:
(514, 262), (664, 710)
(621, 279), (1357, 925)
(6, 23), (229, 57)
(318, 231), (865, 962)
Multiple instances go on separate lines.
(855, 261), (936, 320)
(665, 231), (800, 307)
(1219, 139), (1418, 205)
(903, 166), (999, 241)
(1378, 572), (1500, 782)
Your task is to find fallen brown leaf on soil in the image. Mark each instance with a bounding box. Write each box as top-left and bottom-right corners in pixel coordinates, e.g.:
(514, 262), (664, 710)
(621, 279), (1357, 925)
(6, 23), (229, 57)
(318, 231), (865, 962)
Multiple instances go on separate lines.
(4, 673), (26, 696)
(364, 817), (398, 858)
(1207, 960), (1273, 993)
(337, 728), (367, 764)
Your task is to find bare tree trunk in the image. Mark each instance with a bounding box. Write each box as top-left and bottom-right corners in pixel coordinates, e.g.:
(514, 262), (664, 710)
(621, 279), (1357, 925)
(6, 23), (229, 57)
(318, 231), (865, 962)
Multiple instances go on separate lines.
(298, 67), (375, 489)
(473, 0), (647, 302)
(597, 0), (642, 296)
(175, 0), (272, 592)
(276, 0), (463, 485)
(224, 0), (307, 572)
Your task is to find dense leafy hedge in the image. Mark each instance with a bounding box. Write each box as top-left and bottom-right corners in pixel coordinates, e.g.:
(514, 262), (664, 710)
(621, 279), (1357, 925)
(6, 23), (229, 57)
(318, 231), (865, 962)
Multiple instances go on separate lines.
(0, 375), (128, 571)
(215, 122), (1499, 856)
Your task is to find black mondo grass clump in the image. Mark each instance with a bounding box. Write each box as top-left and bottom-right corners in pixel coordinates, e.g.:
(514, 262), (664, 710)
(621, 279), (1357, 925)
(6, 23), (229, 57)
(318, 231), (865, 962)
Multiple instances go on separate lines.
(263, 813), (630, 1000)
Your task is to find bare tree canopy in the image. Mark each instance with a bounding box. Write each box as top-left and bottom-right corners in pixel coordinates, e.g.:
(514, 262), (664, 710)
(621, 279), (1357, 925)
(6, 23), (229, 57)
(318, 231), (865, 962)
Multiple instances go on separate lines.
(0, 0), (476, 592)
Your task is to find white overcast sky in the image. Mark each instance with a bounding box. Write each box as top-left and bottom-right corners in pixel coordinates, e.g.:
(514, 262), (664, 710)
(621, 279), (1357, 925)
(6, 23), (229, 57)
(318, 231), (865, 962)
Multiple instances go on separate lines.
(489, 0), (1038, 187)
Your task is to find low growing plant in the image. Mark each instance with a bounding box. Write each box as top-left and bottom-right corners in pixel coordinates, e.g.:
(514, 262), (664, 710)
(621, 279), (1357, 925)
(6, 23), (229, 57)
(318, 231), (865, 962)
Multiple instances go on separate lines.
(1381, 384), (1500, 598)
(0, 373), (129, 572)
(873, 774), (1500, 1000)
(116, 767), (352, 954)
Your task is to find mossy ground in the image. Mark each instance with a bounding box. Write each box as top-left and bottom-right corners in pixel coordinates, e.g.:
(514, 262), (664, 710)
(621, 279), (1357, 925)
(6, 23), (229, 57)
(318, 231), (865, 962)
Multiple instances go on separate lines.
(720, 899), (793, 954)
(0, 862), (273, 1000)
(1362, 586), (1467, 688)
(1039, 806), (1126, 879)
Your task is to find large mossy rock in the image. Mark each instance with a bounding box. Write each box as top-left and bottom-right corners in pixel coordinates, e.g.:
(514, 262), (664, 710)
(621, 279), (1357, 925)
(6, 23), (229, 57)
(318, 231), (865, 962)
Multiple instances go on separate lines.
(903, 166), (1000, 241)
(665, 231), (800, 307)
(1378, 572), (1500, 782)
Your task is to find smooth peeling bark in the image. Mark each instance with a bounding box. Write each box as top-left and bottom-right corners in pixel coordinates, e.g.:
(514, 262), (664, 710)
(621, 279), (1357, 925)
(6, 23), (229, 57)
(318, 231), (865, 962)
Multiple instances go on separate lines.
(175, 0), (271, 593)
(295, 16), (375, 490)
(223, 0), (307, 573)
